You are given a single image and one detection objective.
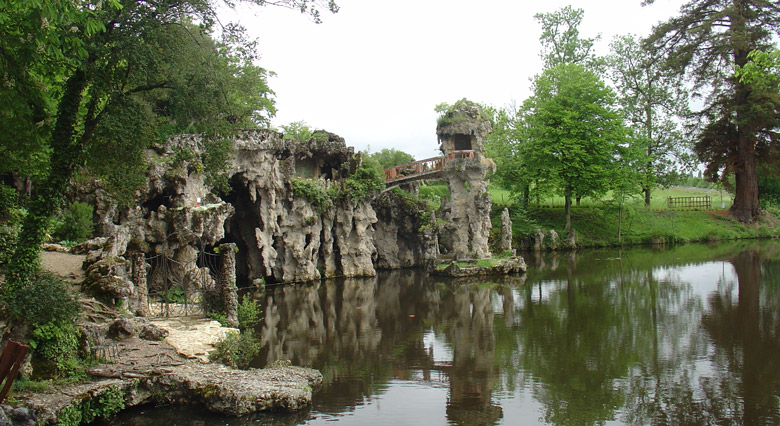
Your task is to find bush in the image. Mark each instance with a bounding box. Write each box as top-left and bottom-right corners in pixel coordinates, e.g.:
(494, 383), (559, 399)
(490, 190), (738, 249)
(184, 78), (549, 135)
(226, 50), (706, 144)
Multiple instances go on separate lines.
(209, 330), (261, 369)
(54, 201), (94, 243)
(29, 320), (83, 379)
(237, 295), (261, 331)
(1, 272), (80, 327)
(0, 223), (20, 265)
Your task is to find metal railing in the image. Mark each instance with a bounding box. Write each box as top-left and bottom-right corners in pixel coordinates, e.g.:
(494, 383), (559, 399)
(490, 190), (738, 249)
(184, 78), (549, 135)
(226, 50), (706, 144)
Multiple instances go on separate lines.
(667, 196), (711, 210)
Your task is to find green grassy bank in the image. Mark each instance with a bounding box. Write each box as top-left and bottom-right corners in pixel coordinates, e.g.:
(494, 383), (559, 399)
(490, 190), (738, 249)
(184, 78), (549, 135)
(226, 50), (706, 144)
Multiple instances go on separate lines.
(486, 187), (780, 249)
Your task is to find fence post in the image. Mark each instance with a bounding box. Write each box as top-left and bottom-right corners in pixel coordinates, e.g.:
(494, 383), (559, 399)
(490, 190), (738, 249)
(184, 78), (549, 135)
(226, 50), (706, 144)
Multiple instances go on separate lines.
(218, 243), (239, 328)
(131, 252), (150, 317)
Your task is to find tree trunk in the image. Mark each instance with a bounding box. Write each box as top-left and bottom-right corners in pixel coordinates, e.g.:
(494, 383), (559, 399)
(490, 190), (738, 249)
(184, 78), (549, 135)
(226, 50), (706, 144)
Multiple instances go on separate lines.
(564, 189), (572, 232)
(730, 133), (760, 222)
(643, 186), (651, 206)
(6, 70), (87, 287)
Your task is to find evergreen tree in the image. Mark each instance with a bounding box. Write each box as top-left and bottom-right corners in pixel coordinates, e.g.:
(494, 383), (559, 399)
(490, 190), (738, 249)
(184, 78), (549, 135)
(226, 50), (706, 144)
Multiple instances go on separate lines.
(644, 0), (780, 222)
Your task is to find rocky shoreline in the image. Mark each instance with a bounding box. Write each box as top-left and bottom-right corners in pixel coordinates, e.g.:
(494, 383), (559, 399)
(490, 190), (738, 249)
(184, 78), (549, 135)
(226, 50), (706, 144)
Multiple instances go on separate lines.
(1, 324), (321, 426)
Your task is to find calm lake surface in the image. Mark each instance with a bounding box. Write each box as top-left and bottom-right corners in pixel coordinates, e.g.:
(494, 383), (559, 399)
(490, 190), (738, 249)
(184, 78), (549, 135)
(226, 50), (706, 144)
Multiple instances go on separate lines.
(106, 240), (780, 425)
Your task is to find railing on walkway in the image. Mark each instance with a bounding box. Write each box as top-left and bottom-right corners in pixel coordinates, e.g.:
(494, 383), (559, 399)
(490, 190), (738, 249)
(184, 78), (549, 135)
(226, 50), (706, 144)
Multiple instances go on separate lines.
(384, 150), (475, 183)
(667, 196), (711, 210)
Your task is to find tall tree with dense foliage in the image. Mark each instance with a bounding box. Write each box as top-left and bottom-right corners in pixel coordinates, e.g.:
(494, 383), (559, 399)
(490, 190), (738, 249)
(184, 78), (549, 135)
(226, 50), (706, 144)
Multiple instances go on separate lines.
(608, 34), (694, 206)
(522, 63), (627, 232)
(534, 5), (600, 69)
(644, 0), (780, 222)
(0, 0), (338, 289)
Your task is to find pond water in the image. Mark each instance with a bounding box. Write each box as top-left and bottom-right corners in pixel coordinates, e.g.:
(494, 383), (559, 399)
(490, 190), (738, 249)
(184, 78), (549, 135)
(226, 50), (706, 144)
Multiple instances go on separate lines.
(105, 240), (780, 425)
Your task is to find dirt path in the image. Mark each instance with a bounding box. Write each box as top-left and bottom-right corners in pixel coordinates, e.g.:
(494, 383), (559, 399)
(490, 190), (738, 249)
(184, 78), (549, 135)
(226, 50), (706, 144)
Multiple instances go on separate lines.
(39, 250), (86, 283)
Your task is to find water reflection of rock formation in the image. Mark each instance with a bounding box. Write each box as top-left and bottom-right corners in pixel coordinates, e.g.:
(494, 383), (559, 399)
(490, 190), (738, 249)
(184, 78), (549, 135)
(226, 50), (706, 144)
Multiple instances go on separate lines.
(257, 270), (506, 425)
(440, 285), (502, 425)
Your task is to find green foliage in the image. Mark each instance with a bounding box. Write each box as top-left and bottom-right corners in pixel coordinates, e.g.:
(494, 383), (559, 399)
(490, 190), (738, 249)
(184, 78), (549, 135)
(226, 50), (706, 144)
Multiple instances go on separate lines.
(56, 385), (126, 426)
(210, 330), (261, 369)
(534, 6), (600, 69)
(521, 63), (628, 229)
(1, 273), (79, 327)
(29, 320), (83, 379)
(291, 178), (333, 213)
(2, 0), (335, 285)
(53, 201), (94, 243)
(645, 0), (780, 221)
(436, 98), (490, 127)
(418, 183), (450, 208)
(280, 121), (328, 142)
(0, 184), (18, 217)
(607, 34), (693, 205)
(291, 153), (384, 211)
(368, 148), (414, 169)
(237, 295), (261, 332)
(0, 222), (20, 266)
(342, 154), (384, 201)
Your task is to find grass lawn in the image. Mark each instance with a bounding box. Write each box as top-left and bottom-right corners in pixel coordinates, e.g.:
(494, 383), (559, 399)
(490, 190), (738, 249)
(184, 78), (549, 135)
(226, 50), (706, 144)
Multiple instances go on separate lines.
(488, 183), (731, 210)
(486, 183), (779, 248)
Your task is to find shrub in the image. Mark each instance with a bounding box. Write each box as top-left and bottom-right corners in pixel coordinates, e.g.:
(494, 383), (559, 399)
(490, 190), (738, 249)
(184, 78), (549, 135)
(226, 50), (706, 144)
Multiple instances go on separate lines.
(210, 330), (261, 369)
(29, 320), (83, 379)
(1, 272), (79, 327)
(237, 295), (261, 331)
(54, 201), (94, 243)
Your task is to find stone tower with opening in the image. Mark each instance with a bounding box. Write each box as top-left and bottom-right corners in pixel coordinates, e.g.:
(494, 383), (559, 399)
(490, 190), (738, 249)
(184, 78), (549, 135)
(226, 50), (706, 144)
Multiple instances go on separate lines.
(436, 100), (495, 260)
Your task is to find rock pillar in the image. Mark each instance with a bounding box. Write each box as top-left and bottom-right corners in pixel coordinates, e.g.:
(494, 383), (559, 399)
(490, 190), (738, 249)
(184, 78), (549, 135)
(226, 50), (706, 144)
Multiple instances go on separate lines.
(131, 252), (150, 317)
(436, 100), (495, 260)
(499, 208), (512, 252)
(219, 243), (239, 328)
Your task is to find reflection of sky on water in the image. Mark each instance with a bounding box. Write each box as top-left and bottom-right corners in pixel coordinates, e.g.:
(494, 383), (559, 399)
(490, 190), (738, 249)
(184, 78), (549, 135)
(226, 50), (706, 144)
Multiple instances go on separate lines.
(423, 331), (453, 365)
(655, 261), (737, 301)
(307, 380), (450, 426)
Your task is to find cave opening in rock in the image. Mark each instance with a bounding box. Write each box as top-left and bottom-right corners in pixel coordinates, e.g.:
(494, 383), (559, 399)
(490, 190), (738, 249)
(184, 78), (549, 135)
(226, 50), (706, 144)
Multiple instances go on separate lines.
(142, 187), (177, 215)
(453, 134), (472, 151)
(220, 175), (267, 287)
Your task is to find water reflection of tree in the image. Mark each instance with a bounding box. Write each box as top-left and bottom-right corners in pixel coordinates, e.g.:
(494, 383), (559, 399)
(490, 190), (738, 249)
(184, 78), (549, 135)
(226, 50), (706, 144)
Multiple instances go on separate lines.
(622, 243), (780, 426)
(699, 247), (780, 425)
(513, 251), (704, 426)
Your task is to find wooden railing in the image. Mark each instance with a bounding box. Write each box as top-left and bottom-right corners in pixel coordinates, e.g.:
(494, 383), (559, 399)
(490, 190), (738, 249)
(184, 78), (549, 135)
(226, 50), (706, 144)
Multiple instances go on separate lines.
(384, 150), (475, 183)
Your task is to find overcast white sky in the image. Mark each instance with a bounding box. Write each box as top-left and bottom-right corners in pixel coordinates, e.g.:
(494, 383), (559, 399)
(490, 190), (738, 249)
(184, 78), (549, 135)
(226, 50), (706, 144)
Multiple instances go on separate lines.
(222, 0), (685, 160)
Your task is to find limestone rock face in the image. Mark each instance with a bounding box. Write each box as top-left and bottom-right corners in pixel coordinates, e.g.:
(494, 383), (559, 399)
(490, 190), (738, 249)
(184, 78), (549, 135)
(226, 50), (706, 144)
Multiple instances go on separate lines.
(225, 130), (378, 284)
(83, 256), (133, 302)
(373, 191), (438, 270)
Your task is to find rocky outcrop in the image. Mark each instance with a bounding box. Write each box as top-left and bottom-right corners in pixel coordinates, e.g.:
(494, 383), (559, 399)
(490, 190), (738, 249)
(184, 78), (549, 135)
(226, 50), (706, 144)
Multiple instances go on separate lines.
(75, 125), (518, 287)
(373, 191), (438, 270)
(431, 257), (527, 277)
(11, 362), (321, 425)
(225, 131), (379, 284)
(436, 100), (496, 260)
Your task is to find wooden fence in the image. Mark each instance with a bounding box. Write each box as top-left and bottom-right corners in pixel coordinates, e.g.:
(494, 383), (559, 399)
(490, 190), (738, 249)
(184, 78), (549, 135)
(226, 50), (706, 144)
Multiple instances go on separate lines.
(667, 196), (711, 210)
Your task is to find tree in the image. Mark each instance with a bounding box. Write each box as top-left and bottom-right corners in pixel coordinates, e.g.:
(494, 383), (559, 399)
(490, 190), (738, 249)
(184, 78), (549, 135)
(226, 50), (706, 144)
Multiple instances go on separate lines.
(368, 148), (415, 169)
(643, 0), (780, 222)
(534, 6), (600, 69)
(607, 34), (694, 206)
(483, 104), (541, 207)
(0, 0), (338, 288)
(522, 63), (628, 232)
